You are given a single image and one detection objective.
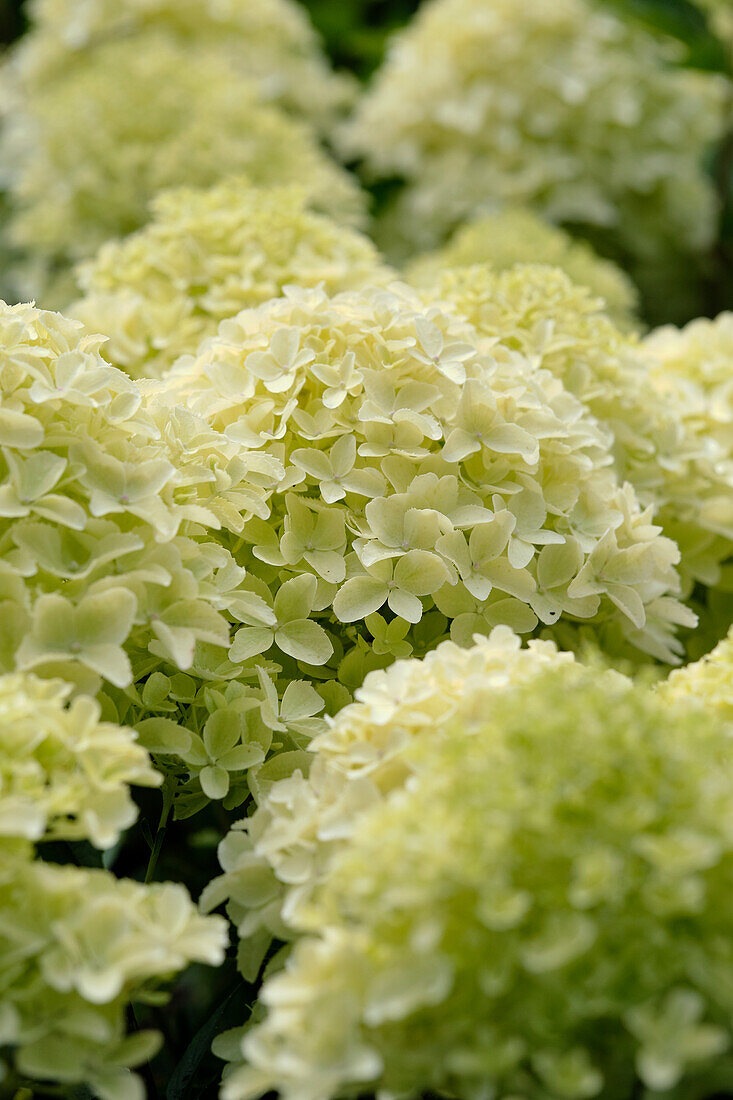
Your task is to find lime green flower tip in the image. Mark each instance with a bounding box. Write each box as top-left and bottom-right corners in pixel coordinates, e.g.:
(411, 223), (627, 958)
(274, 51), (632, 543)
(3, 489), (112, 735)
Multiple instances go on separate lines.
(407, 208), (639, 330)
(218, 648), (733, 1100)
(71, 176), (392, 379)
(342, 0), (726, 267)
(1, 32), (366, 305)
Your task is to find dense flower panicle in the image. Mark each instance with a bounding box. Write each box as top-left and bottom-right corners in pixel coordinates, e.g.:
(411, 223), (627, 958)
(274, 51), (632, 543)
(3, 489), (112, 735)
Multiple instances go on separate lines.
(407, 209), (639, 328)
(426, 263), (733, 597)
(342, 0), (725, 269)
(202, 627), (574, 967)
(71, 177), (392, 380)
(0, 33), (366, 305)
(154, 282), (687, 666)
(0, 672), (159, 847)
(1, 842), (227, 1100)
(216, 656), (733, 1100)
(9, 0), (354, 129)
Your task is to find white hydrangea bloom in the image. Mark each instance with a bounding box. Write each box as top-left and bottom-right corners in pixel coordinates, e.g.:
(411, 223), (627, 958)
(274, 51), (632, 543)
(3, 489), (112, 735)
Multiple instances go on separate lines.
(71, 177), (392, 379)
(212, 651), (733, 1100)
(202, 627), (574, 966)
(153, 283), (687, 668)
(342, 0), (725, 271)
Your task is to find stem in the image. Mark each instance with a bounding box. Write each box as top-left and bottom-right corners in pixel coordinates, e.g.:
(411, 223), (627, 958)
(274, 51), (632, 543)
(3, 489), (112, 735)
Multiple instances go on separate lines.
(144, 776), (176, 884)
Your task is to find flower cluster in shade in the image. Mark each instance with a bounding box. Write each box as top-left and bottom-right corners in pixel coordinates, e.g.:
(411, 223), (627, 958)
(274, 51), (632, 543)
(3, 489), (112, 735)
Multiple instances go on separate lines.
(423, 263), (733, 603)
(152, 282), (688, 665)
(71, 177), (392, 380)
(209, 639), (733, 1100)
(406, 208), (639, 330)
(0, 32), (365, 305)
(0, 672), (227, 1100)
(8, 0), (353, 130)
(342, 0), (726, 269)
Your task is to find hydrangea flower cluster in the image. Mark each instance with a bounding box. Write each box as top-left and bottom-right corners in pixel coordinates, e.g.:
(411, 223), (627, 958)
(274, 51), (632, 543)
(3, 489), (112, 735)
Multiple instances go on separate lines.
(406, 208), (639, 329)
(0, 672), (159, 847)
(0, 33), (366, 305)
(8, 0), (353, 130)
(215, 649), (733, 1100)
(0, 673), (227, 1100)
(71, 177), (391, 380)
(202, 627), (574, 971)
(424, 263), (733, 599)
(342, 0), (725, 273)
(153, 282), (687, 664)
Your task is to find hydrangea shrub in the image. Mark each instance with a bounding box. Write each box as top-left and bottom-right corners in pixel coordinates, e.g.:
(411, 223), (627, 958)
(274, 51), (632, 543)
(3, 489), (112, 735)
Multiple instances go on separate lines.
(214, 650), (733, 1100)
(0, 34), (366, 305)
(406, 208), (639, 329)
(71, 177), (392, 379)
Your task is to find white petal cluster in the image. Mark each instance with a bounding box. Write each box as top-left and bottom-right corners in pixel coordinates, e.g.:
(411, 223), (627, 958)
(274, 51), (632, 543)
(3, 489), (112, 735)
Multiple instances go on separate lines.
(154, 283), (687, 666)
(212, 645), (733, 1100)
(0, 33), (365, 305)
(71, 177), (392, 379)
(202, 627), (573, 967)
(342, 0), (725, 272)
(0, 671), (159, 847)
(0, 299), (323, 812)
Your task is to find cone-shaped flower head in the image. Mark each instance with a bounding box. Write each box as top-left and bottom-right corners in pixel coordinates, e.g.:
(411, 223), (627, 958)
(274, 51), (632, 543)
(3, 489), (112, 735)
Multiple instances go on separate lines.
(216, 650), (733, 1100)
(71, 177), (392, 380)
